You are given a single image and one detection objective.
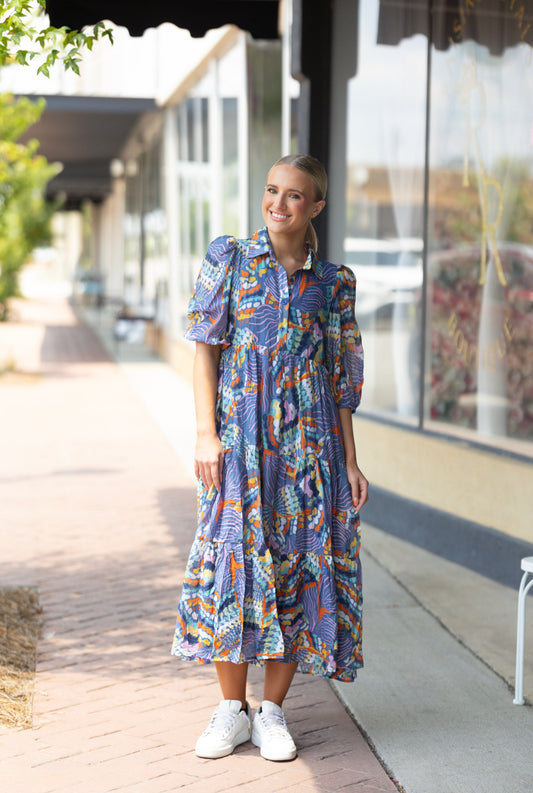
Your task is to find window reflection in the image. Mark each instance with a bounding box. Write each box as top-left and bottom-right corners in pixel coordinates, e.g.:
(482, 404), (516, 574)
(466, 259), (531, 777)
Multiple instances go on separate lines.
(345, 0), (426, 418)
(428, 5), (533, 448)
(177, 89), (211, 308)
(345, 0), (533, 453)
(222, 97), (239, 233)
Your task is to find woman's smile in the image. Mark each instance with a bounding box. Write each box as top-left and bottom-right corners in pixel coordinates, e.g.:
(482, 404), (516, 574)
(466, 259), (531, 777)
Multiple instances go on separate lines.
(269, 209), (291, 222)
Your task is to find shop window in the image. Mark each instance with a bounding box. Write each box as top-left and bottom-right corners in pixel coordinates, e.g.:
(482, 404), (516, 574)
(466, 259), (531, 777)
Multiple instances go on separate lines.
(222, 97), (239, 233)
(174, 37), (281, 331)
(427, 1), (533, 452)
(177, 95), (211, 302)
(142, 138), (167, 311)
(124, 167), (142, 305)
(345, 0), (533, 455)
(345, 0), (427, 420)
(246, 39), (283, 232)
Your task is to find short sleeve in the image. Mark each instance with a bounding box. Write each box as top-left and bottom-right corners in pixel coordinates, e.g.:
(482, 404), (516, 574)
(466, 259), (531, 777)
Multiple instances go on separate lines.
(325, 265), (364, 412)
(184, 236), (236, 345)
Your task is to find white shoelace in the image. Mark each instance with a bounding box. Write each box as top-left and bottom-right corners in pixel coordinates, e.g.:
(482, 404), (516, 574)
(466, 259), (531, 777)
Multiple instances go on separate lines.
(203, 707), (240, 738)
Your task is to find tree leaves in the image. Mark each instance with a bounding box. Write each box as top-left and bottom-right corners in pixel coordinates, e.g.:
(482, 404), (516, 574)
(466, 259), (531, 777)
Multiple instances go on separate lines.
(0, 94), (60, 319)
(0, 1), (114, 74)
(0, 3), (115, 318)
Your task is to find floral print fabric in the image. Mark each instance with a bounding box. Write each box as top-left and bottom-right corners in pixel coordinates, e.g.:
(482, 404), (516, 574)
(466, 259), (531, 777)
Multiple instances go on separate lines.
(171, 228), (364, 681)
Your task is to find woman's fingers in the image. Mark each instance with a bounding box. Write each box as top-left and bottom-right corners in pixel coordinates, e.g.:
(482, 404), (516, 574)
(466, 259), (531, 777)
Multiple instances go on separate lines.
(357, 473), (369, 509)
(197, 460), (219, 490)
(195, 435), (224, 491)
(210, 457), (222, 491)
(199, 457), (223, 492)
(347, 463), (369, 511)
(351, 479), (360, 508)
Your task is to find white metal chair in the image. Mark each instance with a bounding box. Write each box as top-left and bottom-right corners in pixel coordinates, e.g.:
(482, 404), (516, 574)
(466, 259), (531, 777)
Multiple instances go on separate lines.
(514, 556), (533, 705)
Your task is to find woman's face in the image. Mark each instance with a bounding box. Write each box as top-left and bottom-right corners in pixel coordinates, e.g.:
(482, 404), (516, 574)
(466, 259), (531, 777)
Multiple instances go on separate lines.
(262, 164), (325, 239)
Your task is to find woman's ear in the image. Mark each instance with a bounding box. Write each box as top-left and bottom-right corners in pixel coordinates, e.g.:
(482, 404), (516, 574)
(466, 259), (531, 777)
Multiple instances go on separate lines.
(313, 200), (326, 218)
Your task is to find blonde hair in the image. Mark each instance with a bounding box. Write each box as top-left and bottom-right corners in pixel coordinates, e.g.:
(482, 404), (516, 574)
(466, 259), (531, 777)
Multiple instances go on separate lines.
(271, 154), (327, 252)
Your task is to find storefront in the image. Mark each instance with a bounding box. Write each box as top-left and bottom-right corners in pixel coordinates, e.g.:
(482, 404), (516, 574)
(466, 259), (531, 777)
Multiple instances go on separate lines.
(332, 0), (533, 581)
(111, 0), (533, 578)
(33, 0), (533, 578)
(115, 28), (284, 361)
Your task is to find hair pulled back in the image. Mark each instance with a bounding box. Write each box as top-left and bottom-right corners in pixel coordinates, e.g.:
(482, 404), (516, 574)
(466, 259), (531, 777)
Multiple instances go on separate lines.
(271, 153), (327, 253)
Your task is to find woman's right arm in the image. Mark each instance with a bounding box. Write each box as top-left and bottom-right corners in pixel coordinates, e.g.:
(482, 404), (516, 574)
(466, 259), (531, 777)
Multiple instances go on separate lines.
(193, 341), (224, 491)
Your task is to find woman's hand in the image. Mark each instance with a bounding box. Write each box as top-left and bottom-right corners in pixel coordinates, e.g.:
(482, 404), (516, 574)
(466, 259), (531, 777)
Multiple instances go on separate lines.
(194, 432), (224, 492)
(338, 408), (369, 512)
(192, 342), (224, 492)
(346, 459), (369, 511)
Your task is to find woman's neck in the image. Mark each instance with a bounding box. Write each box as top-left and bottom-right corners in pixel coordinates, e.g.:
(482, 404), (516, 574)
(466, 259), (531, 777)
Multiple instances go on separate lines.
(268, 231), (308, 276)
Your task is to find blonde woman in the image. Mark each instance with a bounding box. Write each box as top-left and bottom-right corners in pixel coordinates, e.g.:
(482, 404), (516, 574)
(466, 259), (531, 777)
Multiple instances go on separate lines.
(172, 154), (367, 762)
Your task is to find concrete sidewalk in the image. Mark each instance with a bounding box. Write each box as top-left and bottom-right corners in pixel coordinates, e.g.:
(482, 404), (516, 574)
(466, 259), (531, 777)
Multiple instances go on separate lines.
(0, 296), (398, 793)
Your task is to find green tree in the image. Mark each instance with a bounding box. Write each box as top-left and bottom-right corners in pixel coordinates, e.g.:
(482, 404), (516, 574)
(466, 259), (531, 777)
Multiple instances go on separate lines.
(0, 1), (113, 75)
(0, 3), (113, 319)
(0, 94), (59, 320)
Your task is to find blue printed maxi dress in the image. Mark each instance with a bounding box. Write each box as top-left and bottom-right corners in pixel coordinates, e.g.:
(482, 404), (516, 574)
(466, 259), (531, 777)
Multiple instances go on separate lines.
(171, 227), (364, 682)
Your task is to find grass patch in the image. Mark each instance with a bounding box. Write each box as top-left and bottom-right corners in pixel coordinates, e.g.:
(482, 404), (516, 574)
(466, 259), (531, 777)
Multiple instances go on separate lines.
(0, 587), (43, 731)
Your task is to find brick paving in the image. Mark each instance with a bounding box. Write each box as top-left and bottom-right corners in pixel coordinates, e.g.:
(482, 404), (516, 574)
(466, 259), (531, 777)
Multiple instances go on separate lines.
(0, 296), (398, 793)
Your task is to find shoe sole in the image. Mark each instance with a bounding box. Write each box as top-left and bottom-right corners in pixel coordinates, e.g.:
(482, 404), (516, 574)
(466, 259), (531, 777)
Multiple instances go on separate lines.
(251, 729), (297, 762)
(195, 727), (251, 759)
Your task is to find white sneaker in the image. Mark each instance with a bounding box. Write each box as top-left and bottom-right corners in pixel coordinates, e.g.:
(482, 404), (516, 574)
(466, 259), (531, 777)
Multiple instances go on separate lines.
(251, 700), (297, 761)
(195, 699), (251, 759)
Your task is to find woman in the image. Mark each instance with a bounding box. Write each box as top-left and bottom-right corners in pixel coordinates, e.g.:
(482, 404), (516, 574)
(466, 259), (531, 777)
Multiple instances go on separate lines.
(172, 154), (368, 762)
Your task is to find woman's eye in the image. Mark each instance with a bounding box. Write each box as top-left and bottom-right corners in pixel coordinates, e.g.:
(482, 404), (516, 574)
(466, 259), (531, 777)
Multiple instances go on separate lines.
(267, 187), (276, 194)
(289, 193), (301, 200)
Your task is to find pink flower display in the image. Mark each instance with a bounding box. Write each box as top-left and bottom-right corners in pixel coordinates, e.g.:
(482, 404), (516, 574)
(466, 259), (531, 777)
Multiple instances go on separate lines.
(429, 244), (533, 441)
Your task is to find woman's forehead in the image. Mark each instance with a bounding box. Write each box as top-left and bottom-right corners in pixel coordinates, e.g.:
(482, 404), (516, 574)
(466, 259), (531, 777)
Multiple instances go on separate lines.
(266, 164), (314, 193)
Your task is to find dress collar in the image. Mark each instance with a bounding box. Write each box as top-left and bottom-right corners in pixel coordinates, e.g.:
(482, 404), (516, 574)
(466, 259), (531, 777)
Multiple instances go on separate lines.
(246, 227), (325, 279)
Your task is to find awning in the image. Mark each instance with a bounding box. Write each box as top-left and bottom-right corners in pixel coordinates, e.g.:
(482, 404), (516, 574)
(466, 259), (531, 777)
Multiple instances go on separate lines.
(377, 0), (533, 55)
(19, 95), (157, 209)
(45, 1), (280, 39)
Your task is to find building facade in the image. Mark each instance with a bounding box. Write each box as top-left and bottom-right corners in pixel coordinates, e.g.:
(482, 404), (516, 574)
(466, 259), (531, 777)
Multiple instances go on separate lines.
(9, 0), (533, 581)
(329, 0), (533, 582)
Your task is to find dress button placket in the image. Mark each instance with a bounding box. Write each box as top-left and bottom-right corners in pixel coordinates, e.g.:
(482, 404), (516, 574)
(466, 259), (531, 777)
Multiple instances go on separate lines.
(279, 265), (290, 345)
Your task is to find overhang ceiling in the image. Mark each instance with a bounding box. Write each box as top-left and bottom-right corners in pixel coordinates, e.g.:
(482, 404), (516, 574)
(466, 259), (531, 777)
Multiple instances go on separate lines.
(19, 95), (157, 209)
(45, 0), (280, 40)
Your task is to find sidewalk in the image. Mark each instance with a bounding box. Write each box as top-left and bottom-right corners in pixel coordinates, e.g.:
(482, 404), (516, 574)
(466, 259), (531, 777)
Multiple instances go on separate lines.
(0, 295), (399, 793)
(68, 299), (533, 793)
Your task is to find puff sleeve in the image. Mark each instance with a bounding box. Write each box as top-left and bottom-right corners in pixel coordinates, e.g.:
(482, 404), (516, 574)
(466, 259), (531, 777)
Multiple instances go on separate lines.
(325, 265), (364, 412)
(184, 236), (236, 345)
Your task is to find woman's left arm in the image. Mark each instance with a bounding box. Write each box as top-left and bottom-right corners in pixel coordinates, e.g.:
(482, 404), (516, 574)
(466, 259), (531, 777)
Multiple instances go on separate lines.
(338, 407), (369, 511)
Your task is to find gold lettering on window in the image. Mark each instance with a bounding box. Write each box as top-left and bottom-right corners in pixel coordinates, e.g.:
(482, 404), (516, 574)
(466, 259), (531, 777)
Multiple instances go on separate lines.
(445, 0), (528, 374)
(447, 313), (514, 370)
(460, 60), (507, 286)
(480, 176), (505, 285)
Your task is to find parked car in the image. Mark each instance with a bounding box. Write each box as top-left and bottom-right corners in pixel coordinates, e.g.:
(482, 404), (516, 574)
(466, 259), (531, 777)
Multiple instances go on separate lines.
(344, 236), (423, 321)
